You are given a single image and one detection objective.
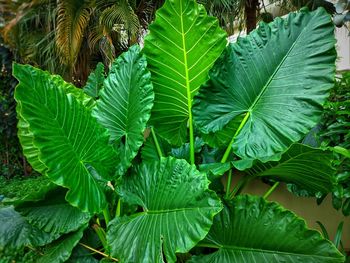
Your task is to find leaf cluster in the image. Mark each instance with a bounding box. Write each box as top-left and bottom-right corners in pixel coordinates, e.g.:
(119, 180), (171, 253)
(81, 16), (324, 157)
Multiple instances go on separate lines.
(0, 1), (348, 262)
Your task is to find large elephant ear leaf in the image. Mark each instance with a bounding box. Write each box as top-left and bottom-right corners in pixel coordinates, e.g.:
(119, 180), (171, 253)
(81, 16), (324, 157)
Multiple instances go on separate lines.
(190, 195), (344, 263)
(235, 143), (337, 194)
(143, 0), (227, 145)
(107, 157), (222, 263)
(93, 45), (154, 175)
(13, 64), (116, 214)
(193, 8), (336, 159)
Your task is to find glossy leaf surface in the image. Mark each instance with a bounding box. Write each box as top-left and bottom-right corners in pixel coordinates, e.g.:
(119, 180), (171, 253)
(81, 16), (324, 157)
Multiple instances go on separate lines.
(13, 64), (116, 213)
(84, 62), (105, 99)
(16, 188), (91, 237)
(107, 157), (222, 263)
(234, 144), (336, 193)
(193, 8), (336, 159)
(144, 0), (227, 145)
(93, 45), (154, 175)
(190, 195), (344, 263)
(37, 226), (86, 263)
(0, 206), (56, 251)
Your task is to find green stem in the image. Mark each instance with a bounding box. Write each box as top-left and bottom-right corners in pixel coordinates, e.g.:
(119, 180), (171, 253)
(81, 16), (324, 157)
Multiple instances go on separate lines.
(116, 199), (122, 217)
(221, 112), (250, 163)
(189, 117), (195, 165)
(103, 208), (110, 226)
(79, 243), (118, 262)
(229, 175), (254, 199)
(225, 169), (232, 199)
(92, 224), (108, 250)
(151, 127), (163, 158)
(195, 243), (221, 249)
(263, 182), (280, 199)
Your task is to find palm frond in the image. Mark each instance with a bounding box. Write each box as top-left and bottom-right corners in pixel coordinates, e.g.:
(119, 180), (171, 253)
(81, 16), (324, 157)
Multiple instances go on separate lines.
(56, 0), (92, 68)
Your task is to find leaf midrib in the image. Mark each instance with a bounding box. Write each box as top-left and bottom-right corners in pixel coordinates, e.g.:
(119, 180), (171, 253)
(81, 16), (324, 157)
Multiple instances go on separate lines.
(247, 18), (309, 114)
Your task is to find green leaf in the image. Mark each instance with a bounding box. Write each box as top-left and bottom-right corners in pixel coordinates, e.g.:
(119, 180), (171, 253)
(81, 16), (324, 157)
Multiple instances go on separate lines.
(190, 195), (344, 263)
(141, 130), (171, 161)
(107, 157), (222, 263)
(84, 62), (105, 99)
(16, 110), (46, 174)
(199, 162), (231, 181)
(333, 221), (344, 248)
(193, 8), (336, 159)
(13, 64), (116, 214)
(144, 0), (227, 145)
(201, 116), (244, 148)
(16, 188), (91, 237)
(234, 144), (336, 194)
(333, 146), (350, 158)
(37, 226), (87, 263)
(170, 137), (204, 162)
(0, 206), (56, 251)
(93, 45), (154, 175)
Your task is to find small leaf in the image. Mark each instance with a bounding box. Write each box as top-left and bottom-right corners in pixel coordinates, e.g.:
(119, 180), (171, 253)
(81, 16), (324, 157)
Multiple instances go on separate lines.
(107, 157), (222, 263)
(334, 221), (344, 248)
(316, 221), (330, 240)
(333, 146), (350, 158)
(83, 62), (105, 99)
(342, 198), (350, 216)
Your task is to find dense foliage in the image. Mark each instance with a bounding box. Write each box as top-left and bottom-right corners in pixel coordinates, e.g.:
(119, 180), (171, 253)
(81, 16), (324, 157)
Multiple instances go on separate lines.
(0, 0), (349, 262)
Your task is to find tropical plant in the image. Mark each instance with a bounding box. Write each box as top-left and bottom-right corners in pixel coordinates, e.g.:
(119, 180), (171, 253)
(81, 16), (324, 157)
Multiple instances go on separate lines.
(0, 0), (155, 83)
(0, 0), (347, 262)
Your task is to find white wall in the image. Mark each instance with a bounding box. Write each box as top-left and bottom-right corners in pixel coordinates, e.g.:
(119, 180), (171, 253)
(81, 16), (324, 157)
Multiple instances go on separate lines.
(336, 25), (350, 71)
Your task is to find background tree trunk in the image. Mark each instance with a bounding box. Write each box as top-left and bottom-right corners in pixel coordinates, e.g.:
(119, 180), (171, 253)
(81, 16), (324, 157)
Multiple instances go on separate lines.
(245, 0), (259, 33)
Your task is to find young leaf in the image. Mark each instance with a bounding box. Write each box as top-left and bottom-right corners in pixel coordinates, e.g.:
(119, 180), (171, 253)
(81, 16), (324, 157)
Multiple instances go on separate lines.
(83, 62), (105, 99)
(193, 8), (336, 159)
(92, 45), (154, 175)
(107, 157), (222, 263)
(190, 195), (345, 263)
(234, 144), (337, 194)
(144, 0), (227, 146)
(13, 64), (116, 214)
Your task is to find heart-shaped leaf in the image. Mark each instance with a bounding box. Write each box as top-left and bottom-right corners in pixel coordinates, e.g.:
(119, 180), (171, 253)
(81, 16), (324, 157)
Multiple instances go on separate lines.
(13, 64), (116, 213)
(107, 157), (222, 263)
(144, 0), (227, 145)
(193, 8), (336, 159)
(93, 45), (154, 175)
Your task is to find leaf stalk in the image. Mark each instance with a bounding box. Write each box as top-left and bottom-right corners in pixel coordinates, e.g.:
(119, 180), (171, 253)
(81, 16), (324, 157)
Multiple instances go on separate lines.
(221, 112), (250, 163)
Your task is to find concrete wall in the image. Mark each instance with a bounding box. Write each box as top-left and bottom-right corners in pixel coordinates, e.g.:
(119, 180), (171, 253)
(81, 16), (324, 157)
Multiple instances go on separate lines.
(336, 26), (350, 71)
